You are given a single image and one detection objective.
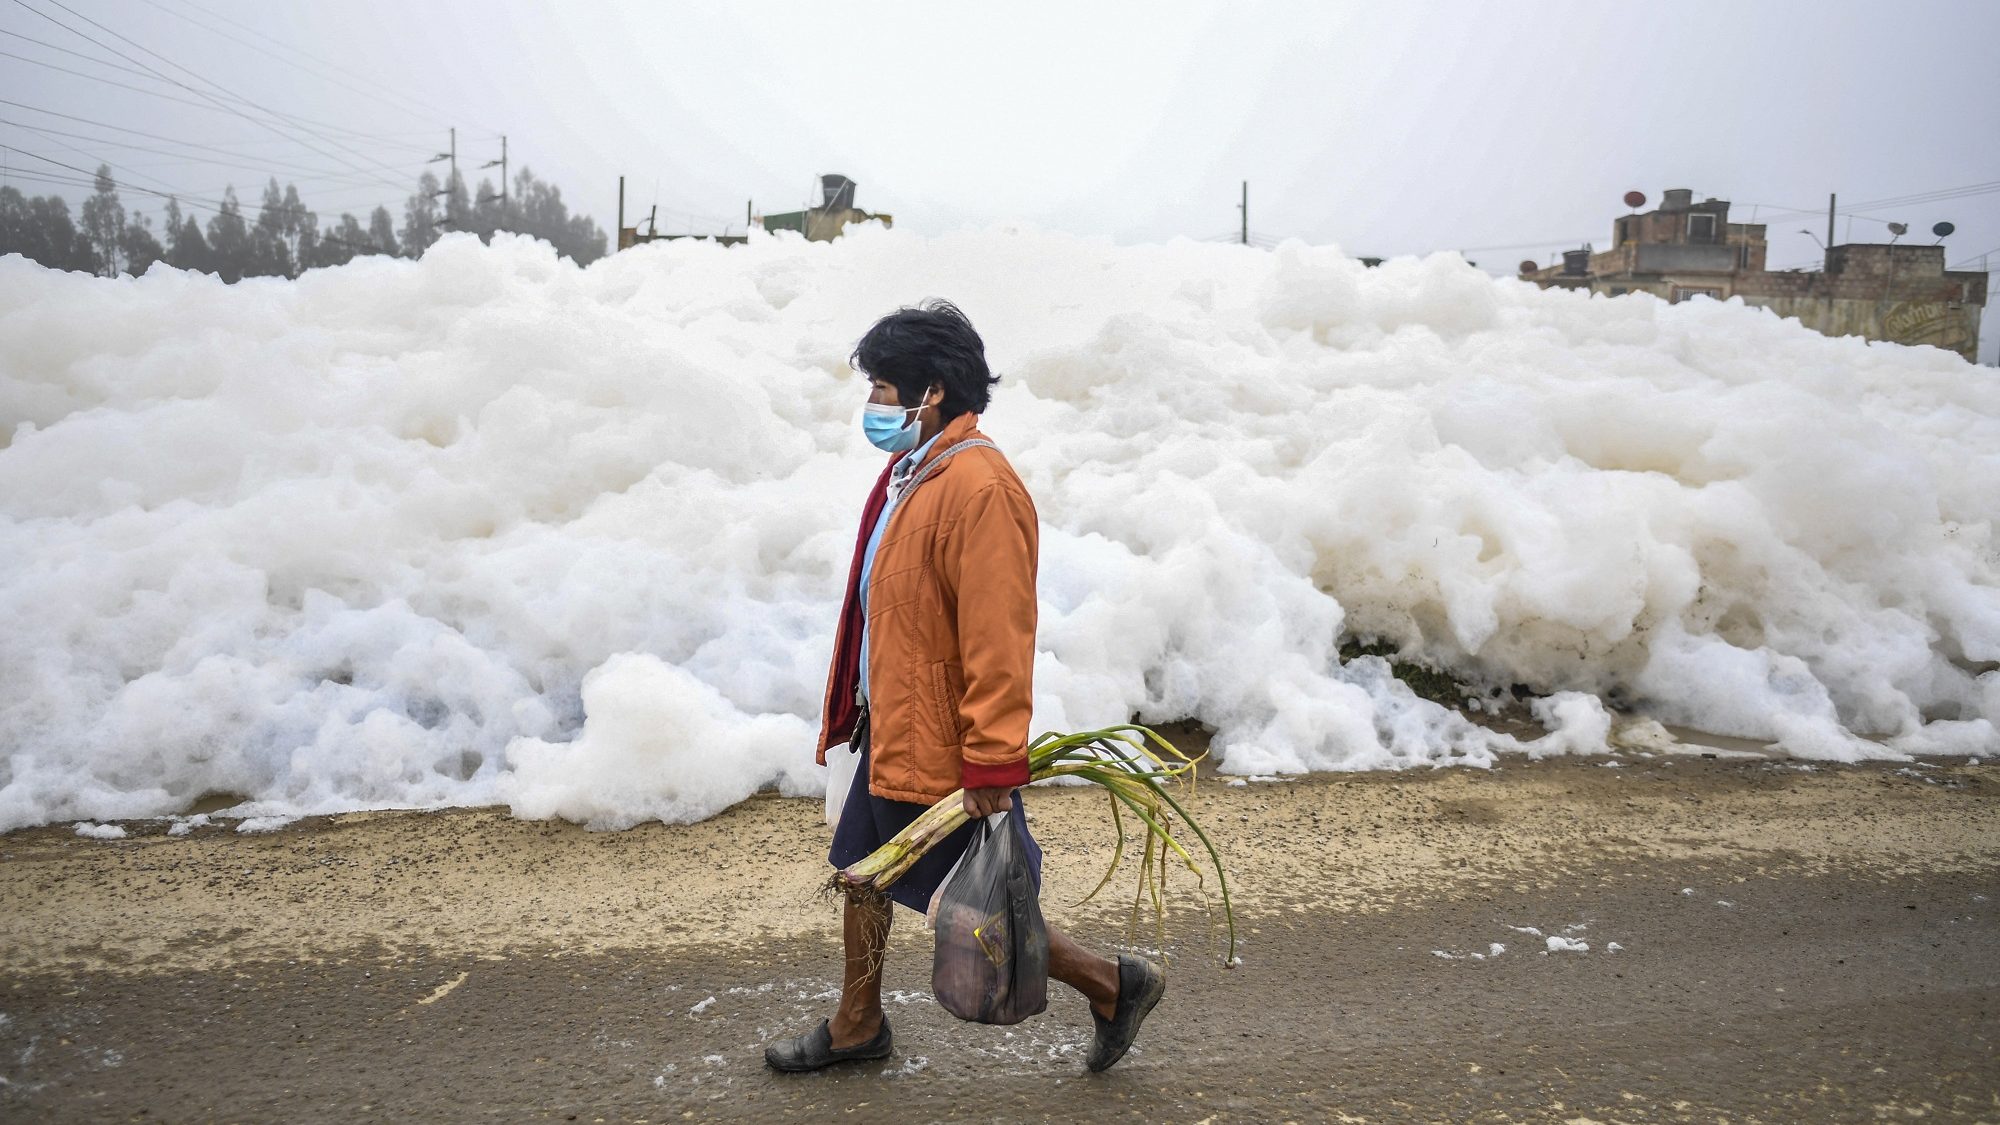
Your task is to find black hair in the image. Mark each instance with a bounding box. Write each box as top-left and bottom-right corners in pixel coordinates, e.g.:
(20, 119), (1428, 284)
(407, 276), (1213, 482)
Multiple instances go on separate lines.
(850, 299), (1000, 419)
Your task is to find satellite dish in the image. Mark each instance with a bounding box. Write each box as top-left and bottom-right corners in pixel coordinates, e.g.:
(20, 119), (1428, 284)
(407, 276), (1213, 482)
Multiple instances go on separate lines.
(1887, 222), (1908, 237)
(1932, 221), (1955, 238)
(1518, 259), (1538, 274)
(1623, 190), (1647, 209)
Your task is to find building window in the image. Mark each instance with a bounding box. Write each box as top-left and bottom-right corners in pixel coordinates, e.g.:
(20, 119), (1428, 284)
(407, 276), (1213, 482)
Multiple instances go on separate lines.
(1608, 286), (1629, 297)
(1687, 213), (1718, 242)
(1671, 286), (1722, 303)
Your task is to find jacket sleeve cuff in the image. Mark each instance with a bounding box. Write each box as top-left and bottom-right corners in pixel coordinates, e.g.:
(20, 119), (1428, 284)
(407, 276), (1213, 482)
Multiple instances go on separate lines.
(961, 756), (1030, 791)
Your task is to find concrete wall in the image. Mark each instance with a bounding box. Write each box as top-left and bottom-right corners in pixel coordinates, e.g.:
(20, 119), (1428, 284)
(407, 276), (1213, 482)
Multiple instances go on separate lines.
(1746, 294), (1983, 360)
(1523, 240), (1988, 362)
(1636, 243), (1739, 273)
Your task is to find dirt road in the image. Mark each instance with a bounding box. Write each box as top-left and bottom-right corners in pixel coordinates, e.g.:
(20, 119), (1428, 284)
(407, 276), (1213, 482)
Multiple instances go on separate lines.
(4, 753), (1996, 1122)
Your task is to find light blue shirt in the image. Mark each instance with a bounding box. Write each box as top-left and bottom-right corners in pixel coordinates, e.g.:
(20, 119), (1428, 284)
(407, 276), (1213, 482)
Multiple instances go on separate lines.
(858, 433), (942, 703)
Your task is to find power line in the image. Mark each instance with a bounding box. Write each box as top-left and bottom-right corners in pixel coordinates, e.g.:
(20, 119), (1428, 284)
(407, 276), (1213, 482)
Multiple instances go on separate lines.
(1843, 178), (2000, 211)
(3, 143), (376, 224)
(1, 167), (104, 191)
(1948, 245), (1999, 270)
(11, 0), (416, 191)
(3, 119), (197, 202)
(0, 96), (425, 226)
(20, 0), (423, 166)
(1448, 236), (1598, 255)
(5, 143), (186, 198)
(1748, 178), (2000, 225)
(0, 47), (235, 112)
(0, 23), (146, 72)
(0, 97), (427, 159)
(169, 0), (475, 127)
(0, 116), (427, 184)
(136, 0), (472, 132)
(2, 7), (295, 124)
(0, 56), (426, 154)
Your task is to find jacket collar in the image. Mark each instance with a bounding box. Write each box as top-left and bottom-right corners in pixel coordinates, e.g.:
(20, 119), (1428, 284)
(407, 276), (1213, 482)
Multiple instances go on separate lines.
(909, 411), (981, 475)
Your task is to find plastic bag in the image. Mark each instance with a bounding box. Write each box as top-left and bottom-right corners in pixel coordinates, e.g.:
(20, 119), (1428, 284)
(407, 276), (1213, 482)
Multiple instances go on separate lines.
(824, 742), (859, 828)
(930, 810), (1049, 1025)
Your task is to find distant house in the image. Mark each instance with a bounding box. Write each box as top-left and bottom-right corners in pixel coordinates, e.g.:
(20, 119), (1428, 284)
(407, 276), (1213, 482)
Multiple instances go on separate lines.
(1521, 188), (1987, 361)
(759, 175), (893, 242)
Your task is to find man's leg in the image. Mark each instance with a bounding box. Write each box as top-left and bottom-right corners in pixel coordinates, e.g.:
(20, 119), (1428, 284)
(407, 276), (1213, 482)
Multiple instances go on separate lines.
(829, 893), (892, 1048)
(1048, 923), (1119, 1020)
(1052, 922), (1166, 1072)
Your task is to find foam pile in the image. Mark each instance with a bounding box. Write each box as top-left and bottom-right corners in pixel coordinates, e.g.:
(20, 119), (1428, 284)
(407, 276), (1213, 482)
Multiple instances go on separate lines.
(2, 226), (1994, 831)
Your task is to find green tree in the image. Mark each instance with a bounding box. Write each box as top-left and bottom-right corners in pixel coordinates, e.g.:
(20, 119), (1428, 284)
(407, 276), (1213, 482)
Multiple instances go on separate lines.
(281, 183), (313, 275)
(163, 197), (211, 273)
(312, 212), (372, 267)
(443, 168), (471, 234)
(119, 211), (166, 274)
(2, 161), (607, 279)
(1, 185), (96, 271)
(367, 205), (400, 256)
(402, 171), (442, 255)
(470, 176), (503, 238)
(205, 187), (251, 283)
(78, 164), (126, 277)
(508, 167), (606, 265)
(251, 178), (294, 277)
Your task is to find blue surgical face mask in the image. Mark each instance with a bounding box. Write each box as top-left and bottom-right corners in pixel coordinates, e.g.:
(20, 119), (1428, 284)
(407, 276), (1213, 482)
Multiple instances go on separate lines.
(862, 401), (922, 452)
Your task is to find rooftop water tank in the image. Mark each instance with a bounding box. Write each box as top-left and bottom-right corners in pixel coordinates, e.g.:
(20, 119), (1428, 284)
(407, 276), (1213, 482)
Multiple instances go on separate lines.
(821, 174), (857, 211)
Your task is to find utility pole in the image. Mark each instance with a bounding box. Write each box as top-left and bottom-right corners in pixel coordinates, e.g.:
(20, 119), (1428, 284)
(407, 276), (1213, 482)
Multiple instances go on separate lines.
(481, 136), (508, 220)
(427, 129), (456, 233)
(1826, 193), (1836, 255)
(1976, 249), (1992, 364)
(617, 176), (625, 249)
(1239, 181), (1248, 245)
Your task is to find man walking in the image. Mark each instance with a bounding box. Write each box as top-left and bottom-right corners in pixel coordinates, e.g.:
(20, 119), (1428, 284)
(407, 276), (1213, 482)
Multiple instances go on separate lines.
(764, 300), (1164, 1074)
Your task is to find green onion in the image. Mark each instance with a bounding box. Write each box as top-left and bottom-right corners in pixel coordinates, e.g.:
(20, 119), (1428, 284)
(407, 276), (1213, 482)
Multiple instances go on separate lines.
(831, 724), (1237, 963)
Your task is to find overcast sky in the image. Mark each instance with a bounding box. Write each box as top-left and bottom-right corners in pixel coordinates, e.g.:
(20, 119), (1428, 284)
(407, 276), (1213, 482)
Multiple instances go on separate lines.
(5, 0), (1997, 359)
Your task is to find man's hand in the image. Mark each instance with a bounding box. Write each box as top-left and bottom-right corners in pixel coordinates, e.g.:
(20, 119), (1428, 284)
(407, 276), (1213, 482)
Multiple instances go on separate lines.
(962, 786), (1013, 818)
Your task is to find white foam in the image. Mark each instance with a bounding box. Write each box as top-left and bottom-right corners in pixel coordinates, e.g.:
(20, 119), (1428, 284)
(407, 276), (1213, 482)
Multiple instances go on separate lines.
(1545, 936), (1590, 953)
(235, 815), (300, 834)
(3, 226), (1996, 831)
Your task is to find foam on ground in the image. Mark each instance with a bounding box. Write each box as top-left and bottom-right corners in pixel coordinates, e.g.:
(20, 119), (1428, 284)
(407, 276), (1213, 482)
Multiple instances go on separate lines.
(1, 225), (1994, 831)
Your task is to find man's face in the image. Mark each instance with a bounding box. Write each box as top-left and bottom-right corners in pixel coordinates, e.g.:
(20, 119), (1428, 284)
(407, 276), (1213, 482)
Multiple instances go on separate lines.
(866, 377), (904, 408)
(867, 378), (939, 411)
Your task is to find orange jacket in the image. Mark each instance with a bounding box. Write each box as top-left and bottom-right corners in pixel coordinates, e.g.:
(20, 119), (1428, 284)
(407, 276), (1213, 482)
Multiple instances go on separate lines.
(817, 412), (1038, 804)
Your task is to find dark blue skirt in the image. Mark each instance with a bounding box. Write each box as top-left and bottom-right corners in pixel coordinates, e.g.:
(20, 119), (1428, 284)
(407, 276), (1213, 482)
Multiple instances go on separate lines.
(827, 719), (1043, 914)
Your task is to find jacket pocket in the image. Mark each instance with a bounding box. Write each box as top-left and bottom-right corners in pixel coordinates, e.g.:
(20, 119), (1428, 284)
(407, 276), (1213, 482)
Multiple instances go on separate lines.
(929, 660), (965, 747)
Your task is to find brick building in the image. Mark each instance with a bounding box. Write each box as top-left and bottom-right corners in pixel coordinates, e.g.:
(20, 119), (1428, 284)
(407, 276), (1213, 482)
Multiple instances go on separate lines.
(1521, 188), (1987, 361)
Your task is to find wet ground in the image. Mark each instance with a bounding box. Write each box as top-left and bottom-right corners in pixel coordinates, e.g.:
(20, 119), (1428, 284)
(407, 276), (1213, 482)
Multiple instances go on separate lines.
(4, 753), (1996, 1122)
